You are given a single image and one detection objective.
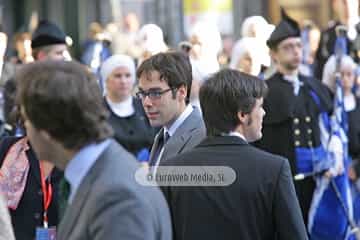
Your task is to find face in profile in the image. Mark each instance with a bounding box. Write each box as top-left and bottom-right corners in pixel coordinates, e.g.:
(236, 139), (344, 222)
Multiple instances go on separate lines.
(242, 98), (266, 142)
(43, 44), (69, 61)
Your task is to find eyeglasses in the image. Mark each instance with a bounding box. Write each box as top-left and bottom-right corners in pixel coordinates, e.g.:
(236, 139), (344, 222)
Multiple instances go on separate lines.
(136, 88), (176, 100)
(278, 42), (302, 52)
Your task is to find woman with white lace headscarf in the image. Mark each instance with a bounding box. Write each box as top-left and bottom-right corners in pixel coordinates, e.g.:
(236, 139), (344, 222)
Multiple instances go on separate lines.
(101, 54), (155, 160)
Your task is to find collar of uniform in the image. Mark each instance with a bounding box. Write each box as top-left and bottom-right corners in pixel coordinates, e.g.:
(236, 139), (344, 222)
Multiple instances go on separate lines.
(283, 72), (299, 83)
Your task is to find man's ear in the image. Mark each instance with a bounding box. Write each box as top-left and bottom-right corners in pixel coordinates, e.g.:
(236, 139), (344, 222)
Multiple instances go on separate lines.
(237, 111), (248, 124)
(269, 49), (277, 64)
(36, 50), (47, 61)
(177, 85), (187, 101)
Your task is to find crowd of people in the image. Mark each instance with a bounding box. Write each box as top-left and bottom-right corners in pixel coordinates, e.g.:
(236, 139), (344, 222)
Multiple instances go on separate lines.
(0, 0), (359, 239)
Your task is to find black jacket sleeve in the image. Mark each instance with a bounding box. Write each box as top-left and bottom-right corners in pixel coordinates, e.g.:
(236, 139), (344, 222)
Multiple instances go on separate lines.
(273, 159), (309, 240)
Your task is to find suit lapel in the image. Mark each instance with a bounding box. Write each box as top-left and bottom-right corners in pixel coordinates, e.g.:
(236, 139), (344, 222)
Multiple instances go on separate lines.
(162, 130), (191, 159)
(148, 128), (164, 166)
(58, 142), (112, 240)
(161, 108), (201, 160)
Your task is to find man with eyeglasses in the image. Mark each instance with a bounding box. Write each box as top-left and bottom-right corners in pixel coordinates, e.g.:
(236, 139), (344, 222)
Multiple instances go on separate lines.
(136, 51), (206, 169)
(254, 9), (332, 227)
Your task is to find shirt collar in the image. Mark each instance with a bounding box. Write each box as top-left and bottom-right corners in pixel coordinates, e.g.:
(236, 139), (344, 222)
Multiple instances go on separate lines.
(164, 104), (193, 137)
(283, 73), (299, 83)
(106, 96), (135, 117)
(228, 131), (247, 142)
(65, 139), (111, 203)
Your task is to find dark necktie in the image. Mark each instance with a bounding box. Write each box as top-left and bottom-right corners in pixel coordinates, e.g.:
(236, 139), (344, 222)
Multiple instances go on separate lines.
(149, 130), (170, 166)
(58, 177), (71, 221)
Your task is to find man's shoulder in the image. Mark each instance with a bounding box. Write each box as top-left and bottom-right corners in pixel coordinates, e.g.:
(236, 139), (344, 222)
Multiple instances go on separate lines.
(265, 73), (290, 90)
(172, 106), (206, 142)
(71, 140), (171, 240)
(185, 106), (205, 128)
(248, 144), (287, 165)
(166, 139), (287, 168)
(90, 140), (168, 206)
(302, 75), (333, 111)
(100, 139), (134, 160)
(87, 140), (140, 187)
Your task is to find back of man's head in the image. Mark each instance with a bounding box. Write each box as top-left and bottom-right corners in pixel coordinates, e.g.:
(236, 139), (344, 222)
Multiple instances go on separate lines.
(199, 69), (267, 136)
(136, 51), (192, 104)
(16, 60), (113, 150)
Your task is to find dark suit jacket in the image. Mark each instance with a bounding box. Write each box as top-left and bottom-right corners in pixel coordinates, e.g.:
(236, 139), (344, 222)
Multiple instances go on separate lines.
(162, 136), (308, 240)
(58, 139), (172, 240)
(0, 136), (63, 240)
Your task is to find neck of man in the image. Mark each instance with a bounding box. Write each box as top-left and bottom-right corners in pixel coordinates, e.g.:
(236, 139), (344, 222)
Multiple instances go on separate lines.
(277, 65), (298, 76)
(165, 102), (187, 129)
(233, 125), (247, 142)
(52, 145), (79, 171)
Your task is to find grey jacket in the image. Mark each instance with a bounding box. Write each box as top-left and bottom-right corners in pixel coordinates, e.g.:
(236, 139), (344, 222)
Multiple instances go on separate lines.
(58, 140), (172, 240)
(149, 106), (206, 166)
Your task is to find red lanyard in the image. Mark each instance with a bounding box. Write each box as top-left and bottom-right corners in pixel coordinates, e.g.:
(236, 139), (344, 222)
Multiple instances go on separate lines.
(39, 161), (53, 228)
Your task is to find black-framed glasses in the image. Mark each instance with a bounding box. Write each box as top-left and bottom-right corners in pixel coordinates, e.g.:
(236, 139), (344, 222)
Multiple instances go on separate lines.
(136, 88), (176, 100)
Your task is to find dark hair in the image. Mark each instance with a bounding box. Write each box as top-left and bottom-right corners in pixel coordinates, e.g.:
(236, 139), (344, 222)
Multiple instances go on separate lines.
(136, 51), (192, 104)
(3, 78), (17, 126)
(16, 60), (113, 150)
(199, 69), (267, 136)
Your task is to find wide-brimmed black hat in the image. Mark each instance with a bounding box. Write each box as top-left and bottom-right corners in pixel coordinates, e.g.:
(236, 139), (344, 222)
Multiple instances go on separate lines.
(266, 8), (301, 49)
(31, 20), (67, 49)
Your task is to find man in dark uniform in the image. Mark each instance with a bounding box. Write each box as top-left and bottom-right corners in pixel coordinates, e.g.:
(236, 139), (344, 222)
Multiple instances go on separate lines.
(254, 9), (333, 226)
(31, 20), (70, 61)
(314, 0), (360, 80)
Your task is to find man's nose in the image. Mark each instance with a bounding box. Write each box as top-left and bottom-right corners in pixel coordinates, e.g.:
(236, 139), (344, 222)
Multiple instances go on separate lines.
(142, 95), (152, 106)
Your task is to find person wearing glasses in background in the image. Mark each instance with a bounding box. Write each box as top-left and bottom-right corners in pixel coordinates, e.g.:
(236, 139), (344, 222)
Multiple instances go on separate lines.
(136, 51), (206, 171)
(254, 9), (332, 227)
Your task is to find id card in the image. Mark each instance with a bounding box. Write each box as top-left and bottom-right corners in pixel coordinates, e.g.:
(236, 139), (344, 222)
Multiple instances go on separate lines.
(35, 226), (56, 240)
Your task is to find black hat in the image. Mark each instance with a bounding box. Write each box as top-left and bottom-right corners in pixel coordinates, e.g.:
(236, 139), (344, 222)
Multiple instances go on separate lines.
(31, 20), (67, 49)
(266, 8), (301, 49)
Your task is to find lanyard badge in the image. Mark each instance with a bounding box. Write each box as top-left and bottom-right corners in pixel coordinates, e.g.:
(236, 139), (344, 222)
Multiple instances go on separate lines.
(36, 162), (56, 240)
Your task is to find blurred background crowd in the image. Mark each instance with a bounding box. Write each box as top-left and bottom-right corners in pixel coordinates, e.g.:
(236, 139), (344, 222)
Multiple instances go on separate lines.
(0, 0), (360, 239)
